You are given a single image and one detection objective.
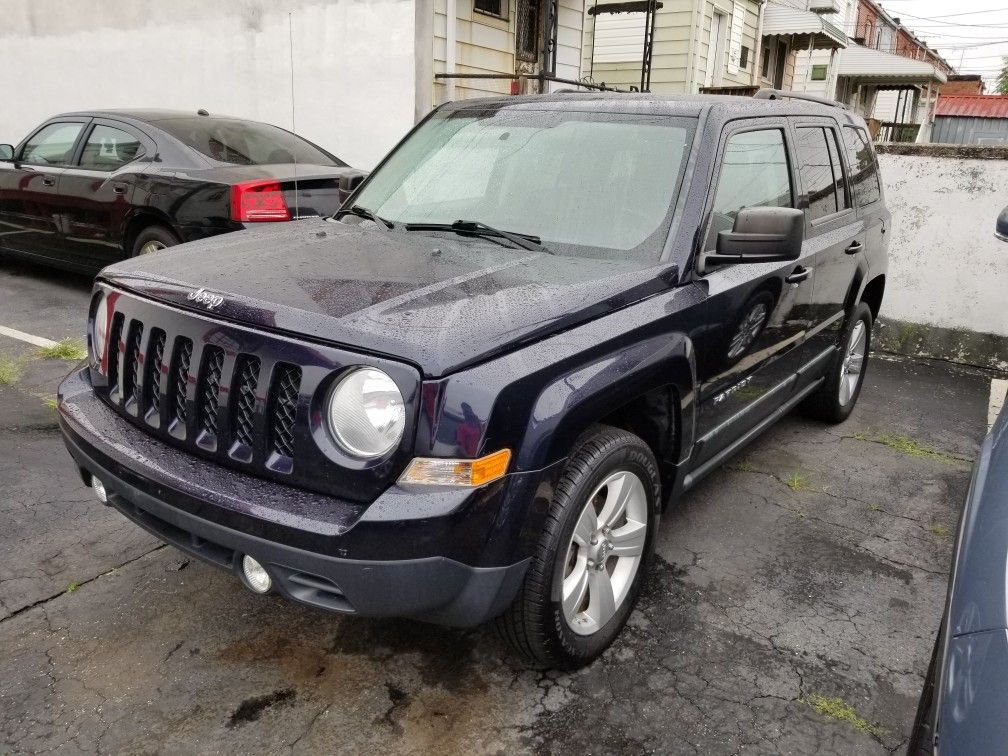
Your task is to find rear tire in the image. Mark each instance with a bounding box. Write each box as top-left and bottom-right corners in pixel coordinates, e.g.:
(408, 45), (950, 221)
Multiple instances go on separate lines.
(130, 225), (179, 258)
(495, 425), (660, 669)
(800, 301), (872, 423)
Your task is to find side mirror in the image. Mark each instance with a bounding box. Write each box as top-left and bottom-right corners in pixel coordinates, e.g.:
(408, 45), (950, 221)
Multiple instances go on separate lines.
(0, 144), (13, 161)
(700, 206), (805, 272)
(997, 206), (1008, 242)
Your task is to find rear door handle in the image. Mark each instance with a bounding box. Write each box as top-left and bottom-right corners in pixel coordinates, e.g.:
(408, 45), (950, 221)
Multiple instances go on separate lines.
(42, 176), (56, 187)
(785, 266), (810, 284)
(845, 240), (863, 255)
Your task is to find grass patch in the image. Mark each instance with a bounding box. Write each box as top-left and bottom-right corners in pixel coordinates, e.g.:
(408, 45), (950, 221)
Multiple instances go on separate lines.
(852, 431), (962, 465)
(43, 397), (58, 411)
(785, 471), (811, 492)
(37, 339), (87, 361)
(802, 694), (886, 739)
(65, 582), (80, 594)
(0, 357), (22, 386)
(731, 460), (755, 473)
(931, 524), (949, 538)
(868, 503), (882, 512)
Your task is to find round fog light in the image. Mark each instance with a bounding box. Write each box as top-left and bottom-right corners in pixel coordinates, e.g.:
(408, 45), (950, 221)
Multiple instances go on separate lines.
(92, 478), (107, 503)
(241, 555), (272, 594)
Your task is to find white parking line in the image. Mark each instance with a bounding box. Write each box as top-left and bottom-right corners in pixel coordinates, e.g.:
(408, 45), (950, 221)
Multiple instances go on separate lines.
(0, 325), (58, 349)
(990, 379), (1007, 431)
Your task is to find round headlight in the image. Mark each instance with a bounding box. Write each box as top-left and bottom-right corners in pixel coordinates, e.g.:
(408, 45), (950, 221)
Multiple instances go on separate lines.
(90, 292), (108, 365)
(326, 368), (405, 458)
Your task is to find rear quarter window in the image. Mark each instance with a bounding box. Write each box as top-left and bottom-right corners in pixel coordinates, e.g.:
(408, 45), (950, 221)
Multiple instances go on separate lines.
(842, 126), (882, 207)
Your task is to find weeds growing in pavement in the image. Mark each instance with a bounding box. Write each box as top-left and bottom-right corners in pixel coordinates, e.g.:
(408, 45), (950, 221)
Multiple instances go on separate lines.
(0, 357), (22, 386)
(786, 471), (811, 492)
(801, 694), (886, 739)
(37, 339), (87, 361)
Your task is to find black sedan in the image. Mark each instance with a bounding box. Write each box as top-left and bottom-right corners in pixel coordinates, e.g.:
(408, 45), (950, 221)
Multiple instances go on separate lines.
(0, 110), (365, 273)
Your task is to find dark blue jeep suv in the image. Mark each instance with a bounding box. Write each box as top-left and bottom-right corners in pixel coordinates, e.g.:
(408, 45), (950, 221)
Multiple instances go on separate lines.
(58, 91), (889, 668)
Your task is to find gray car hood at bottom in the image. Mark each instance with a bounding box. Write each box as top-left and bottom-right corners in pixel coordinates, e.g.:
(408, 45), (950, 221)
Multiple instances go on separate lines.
(99, 218), (679, 377)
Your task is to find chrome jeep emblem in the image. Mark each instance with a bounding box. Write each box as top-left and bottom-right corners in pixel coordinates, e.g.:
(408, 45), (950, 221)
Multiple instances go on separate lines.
(187, 287), (224, 310)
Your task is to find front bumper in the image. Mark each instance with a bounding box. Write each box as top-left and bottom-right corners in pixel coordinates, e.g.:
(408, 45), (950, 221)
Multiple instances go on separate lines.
(59, 365), (537, 626)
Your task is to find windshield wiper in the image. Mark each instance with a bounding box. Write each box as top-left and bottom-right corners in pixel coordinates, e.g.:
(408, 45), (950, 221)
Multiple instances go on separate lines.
(404, 220), (553, 254)
(333, 205), (394, 229)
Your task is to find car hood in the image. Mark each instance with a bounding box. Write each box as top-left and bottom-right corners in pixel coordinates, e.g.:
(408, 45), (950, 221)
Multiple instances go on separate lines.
(98, 217), (678, 377)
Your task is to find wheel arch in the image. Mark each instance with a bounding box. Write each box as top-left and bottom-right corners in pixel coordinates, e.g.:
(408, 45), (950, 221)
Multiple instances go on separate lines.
(518, 332), (697, 498)
(859, 274), (886, 322)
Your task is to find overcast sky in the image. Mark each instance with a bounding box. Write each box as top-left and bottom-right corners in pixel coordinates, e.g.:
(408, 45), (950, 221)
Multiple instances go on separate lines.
(861, 1), (1008, 90)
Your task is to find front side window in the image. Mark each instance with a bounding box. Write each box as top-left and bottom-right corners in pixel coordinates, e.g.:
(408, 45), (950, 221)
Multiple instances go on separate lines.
(353, 108), (696, 259)
(796, 126), (840, 220)
(19, 122), (85, 166)
(842, 126), (882, 206)
(78, 125), (144, 171)
(156, 118), (344, 167)
(706, 128), (792, 249)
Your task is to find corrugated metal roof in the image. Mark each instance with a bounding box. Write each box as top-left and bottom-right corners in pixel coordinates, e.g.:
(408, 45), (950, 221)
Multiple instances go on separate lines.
(837, 44), (947, 84)
(762, 5), (846, 49)
(935, 95), (1008, 120)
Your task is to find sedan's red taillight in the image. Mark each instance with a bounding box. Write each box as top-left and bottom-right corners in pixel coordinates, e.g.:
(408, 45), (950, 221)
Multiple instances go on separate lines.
(230, 181), (291, 222)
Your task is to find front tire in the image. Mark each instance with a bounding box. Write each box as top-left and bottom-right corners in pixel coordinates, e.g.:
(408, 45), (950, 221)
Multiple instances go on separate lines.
(800, 301), (872, 423)
(496, 426), (660, 669)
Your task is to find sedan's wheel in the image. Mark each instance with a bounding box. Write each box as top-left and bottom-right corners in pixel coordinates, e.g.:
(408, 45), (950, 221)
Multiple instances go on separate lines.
(562, 471), (648, 635)
(138, 240), (167, 255)
(496, 425), (660, 669)
(130, 225), (179, 259)
(800, 301), (873, 423)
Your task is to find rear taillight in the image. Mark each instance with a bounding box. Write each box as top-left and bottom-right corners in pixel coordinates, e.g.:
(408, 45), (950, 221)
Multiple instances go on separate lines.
(230, 181), (291, 222)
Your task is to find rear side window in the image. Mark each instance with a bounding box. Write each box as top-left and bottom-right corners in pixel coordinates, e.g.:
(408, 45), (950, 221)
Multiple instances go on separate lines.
(706, 128), (792, 249)
(795, 126), (846, 220)
(19, 122), (85, 166)
(156, 117), (344, 167)
(842, 126), (882, 207)
(78, 125), (144, 171)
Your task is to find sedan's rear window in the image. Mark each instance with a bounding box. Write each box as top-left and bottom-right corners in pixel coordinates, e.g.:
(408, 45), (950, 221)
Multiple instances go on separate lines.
(157, 117), (344, 167)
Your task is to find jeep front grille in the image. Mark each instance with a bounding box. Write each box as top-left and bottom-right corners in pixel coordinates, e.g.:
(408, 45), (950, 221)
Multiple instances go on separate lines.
(91, 289), (416, 502)
(99, 316), (306, 473)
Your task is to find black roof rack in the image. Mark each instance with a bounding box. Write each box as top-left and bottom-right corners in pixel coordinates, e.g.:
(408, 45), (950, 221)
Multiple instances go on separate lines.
(754, 88), (848, 111)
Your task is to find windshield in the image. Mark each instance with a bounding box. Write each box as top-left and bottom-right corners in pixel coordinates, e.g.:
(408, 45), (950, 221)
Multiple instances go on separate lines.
(354, 107), (696, 259)
(157, 117), (344, 167)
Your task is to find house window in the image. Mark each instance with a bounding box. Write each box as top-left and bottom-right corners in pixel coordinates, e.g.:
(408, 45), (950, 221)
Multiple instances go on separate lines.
(740, 45), (749, 69)
(474, 0), (506, 18)
(515, 0), (540, 61)
(811, 64), (828, 81)
(760, 47), (771, 79)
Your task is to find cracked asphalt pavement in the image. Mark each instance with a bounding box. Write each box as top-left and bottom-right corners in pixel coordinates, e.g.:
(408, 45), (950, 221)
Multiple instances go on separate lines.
(0, 259), (991, 754)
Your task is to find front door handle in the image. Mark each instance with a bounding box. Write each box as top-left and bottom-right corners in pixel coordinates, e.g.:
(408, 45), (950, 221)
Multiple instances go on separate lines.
(41, 176), (56, 187)
(845, 240), (863, 255)
(785, 266), (810, 284)
(112, 184), (127, 195)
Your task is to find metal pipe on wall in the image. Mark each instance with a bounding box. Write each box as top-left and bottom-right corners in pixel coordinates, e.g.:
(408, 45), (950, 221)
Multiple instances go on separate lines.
(445, 0), (457, 101)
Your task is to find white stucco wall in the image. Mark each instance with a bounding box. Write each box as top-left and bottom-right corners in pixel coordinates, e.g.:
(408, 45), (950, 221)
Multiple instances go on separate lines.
(0, 0), (417, 169)
(878, 152), (1008, 338)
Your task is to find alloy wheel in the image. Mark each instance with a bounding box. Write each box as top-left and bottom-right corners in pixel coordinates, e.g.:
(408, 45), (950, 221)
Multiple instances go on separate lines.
(839, 320), (867, 406)
(139, 240), (167, 255)
(561, 470), (648, 636)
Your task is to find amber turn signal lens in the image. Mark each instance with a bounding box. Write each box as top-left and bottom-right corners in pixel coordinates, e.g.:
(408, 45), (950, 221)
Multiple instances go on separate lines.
(399, 448), (512, 487)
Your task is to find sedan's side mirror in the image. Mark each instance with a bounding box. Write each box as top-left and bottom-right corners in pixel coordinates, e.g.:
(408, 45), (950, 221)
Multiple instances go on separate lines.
(0, 144), (13, 161)
(699, 206), (805, 273)
(997, 205), (1008, 242)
